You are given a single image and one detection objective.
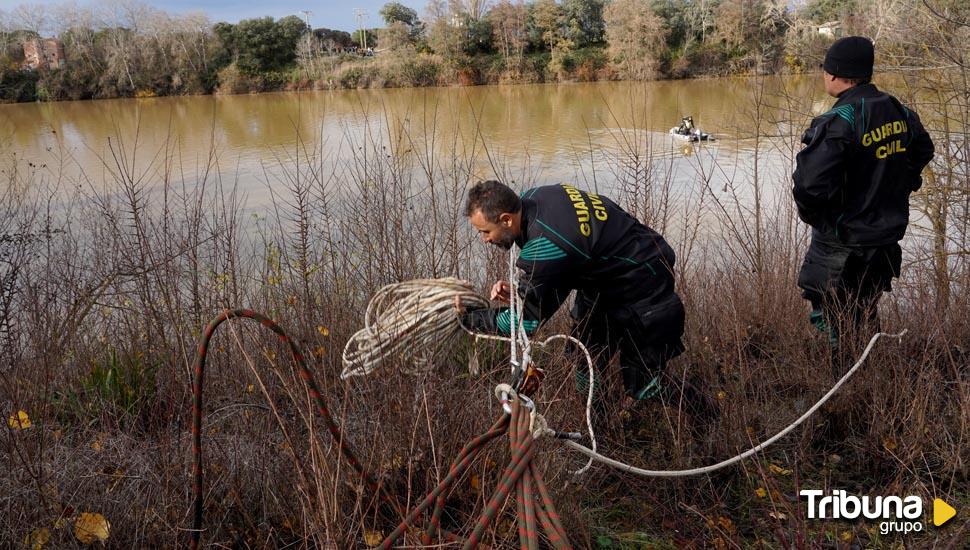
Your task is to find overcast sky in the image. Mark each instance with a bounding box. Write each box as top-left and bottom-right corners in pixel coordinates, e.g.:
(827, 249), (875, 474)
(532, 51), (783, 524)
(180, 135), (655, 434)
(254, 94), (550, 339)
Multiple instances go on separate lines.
(0, 0), (428, 33)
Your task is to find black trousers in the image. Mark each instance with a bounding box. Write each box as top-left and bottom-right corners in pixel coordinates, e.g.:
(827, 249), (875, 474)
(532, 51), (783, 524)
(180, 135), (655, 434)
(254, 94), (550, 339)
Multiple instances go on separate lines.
(569, 290), (685, 399)
(797, 237), (902, 346)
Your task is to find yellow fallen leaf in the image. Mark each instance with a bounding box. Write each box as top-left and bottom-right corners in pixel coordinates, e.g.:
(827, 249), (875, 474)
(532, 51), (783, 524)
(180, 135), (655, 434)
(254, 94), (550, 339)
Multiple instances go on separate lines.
(74, 512), (110, 544)
(363, 529), (383, 547)
(470, 474), (480, 491)
(840, 530), (853, 542)
(716, 391), (727, 400)
(314, 346), (326, 357)
(755, 487), (767, 498)
(91, 434), (104, 452)
(24, 527), (51, 549)
(317, 326), (330, 337)
(883, 438), (898, 451)
(717, 515), (736, 534)
(246, 384), (255, 394)
(768, 463), (792, 476)
(54, 517), (67, 529)
(8, 410), (31, 429)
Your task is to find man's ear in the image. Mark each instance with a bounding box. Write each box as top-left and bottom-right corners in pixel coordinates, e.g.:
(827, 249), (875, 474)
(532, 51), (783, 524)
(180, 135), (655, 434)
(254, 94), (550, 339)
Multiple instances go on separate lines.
(498, 213), (513, 227)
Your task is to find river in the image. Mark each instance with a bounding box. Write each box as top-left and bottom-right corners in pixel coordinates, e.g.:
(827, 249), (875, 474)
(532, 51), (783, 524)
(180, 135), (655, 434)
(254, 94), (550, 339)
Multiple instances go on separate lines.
(13, 75), (940, 269)
(1, 76), (826, 207)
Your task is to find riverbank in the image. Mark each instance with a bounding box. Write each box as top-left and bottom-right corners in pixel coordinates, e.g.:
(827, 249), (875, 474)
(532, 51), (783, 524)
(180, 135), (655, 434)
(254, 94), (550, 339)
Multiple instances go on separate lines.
(297, 44), (759, 92)
(2, 42), (805, 104)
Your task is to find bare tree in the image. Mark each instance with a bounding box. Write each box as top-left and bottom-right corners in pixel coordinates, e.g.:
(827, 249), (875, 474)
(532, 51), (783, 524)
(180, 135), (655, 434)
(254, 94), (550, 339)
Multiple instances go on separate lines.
(604, 0), (667, 80)
(378, 21), (414, 51)
(490, 0), (527, 63)
(455, 0), (493, 21)
(425, 0), (466, 63)
(296, 32), (323, 79)
(11, 3), (48, 34)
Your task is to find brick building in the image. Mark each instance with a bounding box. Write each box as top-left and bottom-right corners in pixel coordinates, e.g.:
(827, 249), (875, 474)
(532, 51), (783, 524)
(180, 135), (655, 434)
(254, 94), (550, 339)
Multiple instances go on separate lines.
(22, 38), (66, 70)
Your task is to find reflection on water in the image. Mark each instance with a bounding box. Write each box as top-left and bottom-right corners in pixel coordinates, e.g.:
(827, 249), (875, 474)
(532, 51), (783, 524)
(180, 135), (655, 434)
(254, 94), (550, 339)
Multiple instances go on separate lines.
(0, 77), (824, 206)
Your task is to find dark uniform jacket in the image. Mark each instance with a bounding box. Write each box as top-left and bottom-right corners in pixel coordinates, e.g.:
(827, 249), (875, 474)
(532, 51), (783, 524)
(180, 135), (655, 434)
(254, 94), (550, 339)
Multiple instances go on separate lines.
(462, 184), (683, 347)
(793, 83), (934, 247)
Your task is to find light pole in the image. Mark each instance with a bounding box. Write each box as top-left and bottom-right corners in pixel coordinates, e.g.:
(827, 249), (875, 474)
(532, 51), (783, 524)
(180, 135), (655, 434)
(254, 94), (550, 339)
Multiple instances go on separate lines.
(354, 8), (368, 50)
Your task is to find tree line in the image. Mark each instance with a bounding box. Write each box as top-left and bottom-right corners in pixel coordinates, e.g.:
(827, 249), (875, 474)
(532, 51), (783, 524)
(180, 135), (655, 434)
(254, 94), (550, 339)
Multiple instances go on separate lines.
(0, 0), (959, 100)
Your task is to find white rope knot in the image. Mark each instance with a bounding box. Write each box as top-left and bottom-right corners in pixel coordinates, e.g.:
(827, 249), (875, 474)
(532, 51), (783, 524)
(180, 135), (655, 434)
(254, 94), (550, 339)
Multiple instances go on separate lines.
(494, 383), (516, 402)
(531, 413), (555, 440)
(494, 383), (517, 415)
(494, 383), (553, 439)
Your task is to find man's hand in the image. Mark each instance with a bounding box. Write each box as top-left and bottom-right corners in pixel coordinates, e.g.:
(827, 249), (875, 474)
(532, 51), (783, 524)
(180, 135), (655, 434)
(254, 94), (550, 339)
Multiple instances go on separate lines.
(490, 280), (511, 303)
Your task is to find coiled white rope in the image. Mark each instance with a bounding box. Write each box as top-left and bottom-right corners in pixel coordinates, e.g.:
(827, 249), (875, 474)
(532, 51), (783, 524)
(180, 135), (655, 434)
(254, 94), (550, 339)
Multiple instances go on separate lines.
(340, 277), (489, 379)
(560, 329), (908, 477)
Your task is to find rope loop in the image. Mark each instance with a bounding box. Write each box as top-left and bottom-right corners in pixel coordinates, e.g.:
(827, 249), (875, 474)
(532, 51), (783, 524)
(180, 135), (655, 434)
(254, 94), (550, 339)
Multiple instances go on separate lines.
(341, 277), (488, 379)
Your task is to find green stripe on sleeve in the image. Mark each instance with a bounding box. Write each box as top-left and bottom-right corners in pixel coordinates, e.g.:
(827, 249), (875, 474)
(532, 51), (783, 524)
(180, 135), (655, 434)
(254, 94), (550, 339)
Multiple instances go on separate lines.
(496, 309), (512, 335)
(534, 219), (590, 259)
(520, 237), (567, 261)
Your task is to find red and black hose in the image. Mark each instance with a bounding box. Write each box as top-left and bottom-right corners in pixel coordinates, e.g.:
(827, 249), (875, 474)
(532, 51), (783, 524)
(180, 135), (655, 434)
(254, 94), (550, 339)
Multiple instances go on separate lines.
(190, 309), (391, 548)
(191, 309), (571, 548)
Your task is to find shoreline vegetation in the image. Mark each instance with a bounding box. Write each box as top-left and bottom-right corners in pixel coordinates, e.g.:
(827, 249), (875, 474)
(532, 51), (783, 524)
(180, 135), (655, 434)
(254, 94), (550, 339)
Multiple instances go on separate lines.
(2, 0), (884, 103)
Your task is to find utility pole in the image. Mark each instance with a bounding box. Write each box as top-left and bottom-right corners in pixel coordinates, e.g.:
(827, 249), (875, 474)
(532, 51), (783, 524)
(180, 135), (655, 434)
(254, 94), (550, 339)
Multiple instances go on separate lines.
(354, 8), (368, 50)
(300, 9), (315, 73)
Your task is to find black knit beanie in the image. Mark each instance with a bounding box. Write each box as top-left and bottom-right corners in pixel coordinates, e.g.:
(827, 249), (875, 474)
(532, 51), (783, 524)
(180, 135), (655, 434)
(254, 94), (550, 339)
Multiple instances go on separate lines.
(823, 36), (874, 79)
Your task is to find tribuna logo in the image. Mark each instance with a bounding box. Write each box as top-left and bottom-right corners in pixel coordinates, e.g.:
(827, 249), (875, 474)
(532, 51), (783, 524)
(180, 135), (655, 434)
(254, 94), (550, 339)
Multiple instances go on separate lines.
(800, 490), (924, 534)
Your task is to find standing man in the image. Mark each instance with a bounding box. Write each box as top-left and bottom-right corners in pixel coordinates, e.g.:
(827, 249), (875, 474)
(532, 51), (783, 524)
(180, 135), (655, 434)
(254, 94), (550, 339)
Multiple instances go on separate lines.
(458, 180), (685, 410)
(793, 36), (934, 357)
